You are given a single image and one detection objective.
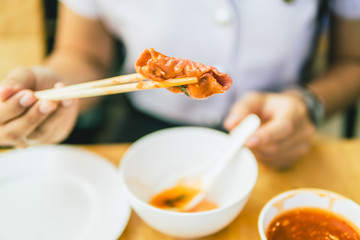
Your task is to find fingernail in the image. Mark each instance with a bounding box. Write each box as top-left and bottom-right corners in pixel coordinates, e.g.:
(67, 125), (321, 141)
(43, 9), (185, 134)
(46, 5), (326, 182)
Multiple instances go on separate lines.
(39, 101), (57, 114)
(246, 135), (259, 147)
(0, 86), (9, 93)
(62, 99), (73, 107)
(19, 92), (36, 107)
(0, 86), (15, 101)
(55, 82), (65, 88)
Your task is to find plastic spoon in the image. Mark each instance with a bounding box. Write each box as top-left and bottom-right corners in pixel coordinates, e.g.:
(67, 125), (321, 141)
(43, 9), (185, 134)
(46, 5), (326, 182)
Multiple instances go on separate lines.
(180, 114), (261, 211)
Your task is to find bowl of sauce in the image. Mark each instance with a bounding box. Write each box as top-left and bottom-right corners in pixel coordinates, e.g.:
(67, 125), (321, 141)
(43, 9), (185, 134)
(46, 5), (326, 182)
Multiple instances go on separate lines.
(120, 127), (258, 238)
(149, 182), (218, 212)
(258, 188), (360, 240)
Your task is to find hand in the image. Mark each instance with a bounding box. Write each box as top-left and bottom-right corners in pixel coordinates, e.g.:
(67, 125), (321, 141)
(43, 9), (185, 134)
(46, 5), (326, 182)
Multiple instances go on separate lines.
(224, 91), (315, 169)
(0, 67), (79, 148)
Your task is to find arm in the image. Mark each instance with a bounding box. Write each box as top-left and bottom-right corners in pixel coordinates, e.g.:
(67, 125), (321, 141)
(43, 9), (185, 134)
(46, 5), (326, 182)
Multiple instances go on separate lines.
(224, 17), (360, 169)
(308, 16), (360, 116)
(0, 4), (115, 147)
(45, 3), (115, 110)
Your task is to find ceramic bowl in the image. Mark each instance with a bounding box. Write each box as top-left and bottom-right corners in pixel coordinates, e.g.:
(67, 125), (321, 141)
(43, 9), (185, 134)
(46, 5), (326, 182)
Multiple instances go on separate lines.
(258, 188), (360, 239)
(120, 127), (258, 238)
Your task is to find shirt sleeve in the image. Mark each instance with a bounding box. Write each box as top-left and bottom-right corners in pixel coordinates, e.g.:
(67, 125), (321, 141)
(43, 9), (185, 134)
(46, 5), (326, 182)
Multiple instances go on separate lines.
(332, 0), (360, 20)
(58, 0), (99, 20)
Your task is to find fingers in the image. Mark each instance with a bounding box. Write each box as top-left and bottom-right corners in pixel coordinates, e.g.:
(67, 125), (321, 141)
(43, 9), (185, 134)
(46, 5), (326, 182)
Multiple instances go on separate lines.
(250, 120), (314, 155)
(0, 90), (37, 124)
(0, 86), (22, 102)
(26, 99), (79, 145)
(249, 117), (314, 169)
(251, 142), (311, 170)
(20, 82), (78, 146)
(1, 67), (36, 89)
(225, 92), (297, 148)
(0, 90), (57, 125)
(0, 100), (58, 147)
(0, 66), (77, 147)
(225, 92), (315, 169)
(0, 80), (78, 147)
(224, 92), (264, 130)
(246, 114), (295, 148)
(265, 120), (315, 154)
(0, 99), (77, 148)
(0, 67), (37, 102)
(0, 80), (62, 125)
(244, 93), (309, 148)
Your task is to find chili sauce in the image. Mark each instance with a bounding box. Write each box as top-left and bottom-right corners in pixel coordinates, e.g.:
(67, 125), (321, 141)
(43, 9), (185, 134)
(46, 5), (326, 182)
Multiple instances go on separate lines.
(266, 207), (360, 240)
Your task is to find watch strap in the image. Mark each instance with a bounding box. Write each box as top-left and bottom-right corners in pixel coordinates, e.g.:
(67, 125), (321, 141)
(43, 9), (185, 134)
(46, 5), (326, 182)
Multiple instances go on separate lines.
(285, 86), (325, 127)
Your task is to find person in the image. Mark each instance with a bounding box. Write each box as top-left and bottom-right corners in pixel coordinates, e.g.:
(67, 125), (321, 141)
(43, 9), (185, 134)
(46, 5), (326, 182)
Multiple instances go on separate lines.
(0, 0), (359, 169)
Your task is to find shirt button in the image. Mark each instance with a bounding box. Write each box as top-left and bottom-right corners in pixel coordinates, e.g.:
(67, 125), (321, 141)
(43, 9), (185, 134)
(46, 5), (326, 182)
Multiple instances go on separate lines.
(214, 8), (233, 26)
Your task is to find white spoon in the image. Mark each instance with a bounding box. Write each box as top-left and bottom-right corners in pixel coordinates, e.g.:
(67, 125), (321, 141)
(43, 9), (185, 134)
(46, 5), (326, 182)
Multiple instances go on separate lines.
(180, 114), (261, 211)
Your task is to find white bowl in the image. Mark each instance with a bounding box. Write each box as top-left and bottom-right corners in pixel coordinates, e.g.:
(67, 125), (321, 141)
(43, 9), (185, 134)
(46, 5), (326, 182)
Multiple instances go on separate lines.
(120, 127), (258, 238)
(258, 188), (360, 239)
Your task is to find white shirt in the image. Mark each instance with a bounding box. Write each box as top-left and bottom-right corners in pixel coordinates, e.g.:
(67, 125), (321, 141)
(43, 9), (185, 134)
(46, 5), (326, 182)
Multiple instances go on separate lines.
(59, 0), (360, 126)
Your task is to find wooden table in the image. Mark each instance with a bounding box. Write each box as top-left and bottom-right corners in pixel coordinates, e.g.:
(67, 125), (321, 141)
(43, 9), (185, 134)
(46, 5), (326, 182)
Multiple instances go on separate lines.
(1, 137), (359, 239)
(0, 0), (45, 79)
(75, 137), (360, 240)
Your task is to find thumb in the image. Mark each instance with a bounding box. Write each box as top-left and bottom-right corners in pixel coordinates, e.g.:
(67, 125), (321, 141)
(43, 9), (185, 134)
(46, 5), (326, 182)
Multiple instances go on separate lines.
(224, 92), (264, 131)
(2, 67), (36, 89)
(0, 67), (36, 101)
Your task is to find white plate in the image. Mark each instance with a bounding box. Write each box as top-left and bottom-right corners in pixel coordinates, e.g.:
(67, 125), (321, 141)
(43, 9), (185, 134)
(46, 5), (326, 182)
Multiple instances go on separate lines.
(0, 145), (131, 240)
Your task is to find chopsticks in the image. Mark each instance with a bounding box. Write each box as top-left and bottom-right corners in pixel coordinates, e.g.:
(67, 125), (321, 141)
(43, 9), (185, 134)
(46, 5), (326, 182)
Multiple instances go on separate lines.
(34, 73), (198, 100)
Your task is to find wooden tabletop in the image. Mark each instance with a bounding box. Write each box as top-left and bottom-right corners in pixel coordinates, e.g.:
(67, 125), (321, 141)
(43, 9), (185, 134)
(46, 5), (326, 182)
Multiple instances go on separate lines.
(0, 0), (45, 79)
(73, 137), (360, 240)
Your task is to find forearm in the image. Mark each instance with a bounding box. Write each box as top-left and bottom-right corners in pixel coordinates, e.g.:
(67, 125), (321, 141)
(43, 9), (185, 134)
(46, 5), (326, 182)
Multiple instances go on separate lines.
(308, 62), (360, 117)
(46, 50), (108, 85)
(45, 47), (113, 110)
(43, 50), (111, 112)
(40, 4), (115, 111)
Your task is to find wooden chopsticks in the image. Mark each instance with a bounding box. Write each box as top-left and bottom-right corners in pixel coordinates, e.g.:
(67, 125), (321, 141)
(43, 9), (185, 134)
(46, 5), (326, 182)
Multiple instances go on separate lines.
(34, 73), (198, 100)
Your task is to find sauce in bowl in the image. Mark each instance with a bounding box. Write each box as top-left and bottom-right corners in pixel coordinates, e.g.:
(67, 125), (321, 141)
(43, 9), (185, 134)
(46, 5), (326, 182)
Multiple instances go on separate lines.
(266, 207), (360, 240)
(150, 184), (218, 212)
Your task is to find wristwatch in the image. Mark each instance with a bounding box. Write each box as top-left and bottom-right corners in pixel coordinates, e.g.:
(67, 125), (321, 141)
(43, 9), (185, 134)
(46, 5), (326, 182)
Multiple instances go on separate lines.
(286, 86), (325, 127)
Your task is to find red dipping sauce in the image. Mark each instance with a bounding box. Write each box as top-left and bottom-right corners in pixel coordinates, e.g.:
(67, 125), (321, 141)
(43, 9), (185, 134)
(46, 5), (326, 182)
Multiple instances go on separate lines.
(266, 208), (360, 240)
